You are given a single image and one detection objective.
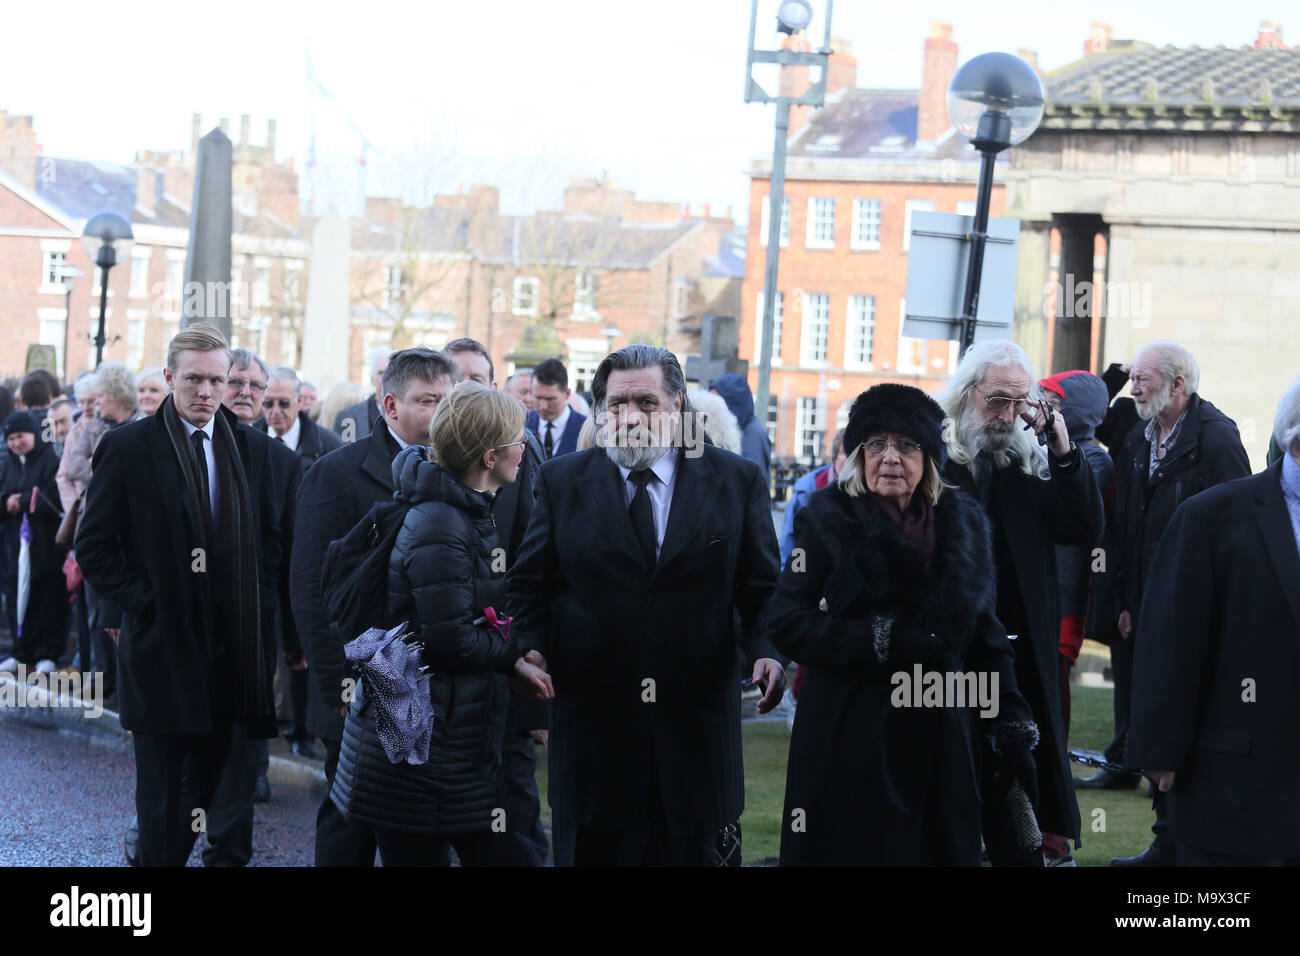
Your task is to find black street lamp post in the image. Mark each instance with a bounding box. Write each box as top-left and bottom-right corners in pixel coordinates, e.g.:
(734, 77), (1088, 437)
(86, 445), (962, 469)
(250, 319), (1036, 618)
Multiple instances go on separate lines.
(80, 211), (134, 368)
(947, 52), (1044, 357)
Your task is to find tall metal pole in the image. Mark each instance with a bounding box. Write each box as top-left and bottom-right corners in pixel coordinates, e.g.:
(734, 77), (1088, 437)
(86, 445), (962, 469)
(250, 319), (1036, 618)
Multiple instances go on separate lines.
(957, 148), (997, 358)
(755, 97), (791, 445)
(94, 251), (112, 368)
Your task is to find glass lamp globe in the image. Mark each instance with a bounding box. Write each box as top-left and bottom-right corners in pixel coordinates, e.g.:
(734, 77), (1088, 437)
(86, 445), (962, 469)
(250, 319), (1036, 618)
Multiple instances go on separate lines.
(80, 211), (135, 269)
(776, 0), (813, 34)
(946, 52), (1045, 148)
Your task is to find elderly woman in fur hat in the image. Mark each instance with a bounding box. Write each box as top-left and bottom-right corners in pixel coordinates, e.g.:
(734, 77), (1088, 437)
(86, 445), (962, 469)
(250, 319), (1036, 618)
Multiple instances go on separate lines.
(766, 384), (1041, 866)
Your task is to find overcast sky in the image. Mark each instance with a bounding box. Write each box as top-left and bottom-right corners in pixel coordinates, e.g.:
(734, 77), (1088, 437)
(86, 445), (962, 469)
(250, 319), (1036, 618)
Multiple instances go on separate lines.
(1, 0), (1284, 223)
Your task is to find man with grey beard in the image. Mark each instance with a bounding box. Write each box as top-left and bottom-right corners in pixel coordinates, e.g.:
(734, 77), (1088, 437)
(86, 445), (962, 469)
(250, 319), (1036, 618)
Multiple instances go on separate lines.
(1109, 339), (1249, 867)
(938, 339), (1103, 867)
(507, 344), (785, 866)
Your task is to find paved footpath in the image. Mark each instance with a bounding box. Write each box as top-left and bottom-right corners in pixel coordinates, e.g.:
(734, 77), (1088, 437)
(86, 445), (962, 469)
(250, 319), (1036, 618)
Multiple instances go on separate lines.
(0, 711), (317, 866)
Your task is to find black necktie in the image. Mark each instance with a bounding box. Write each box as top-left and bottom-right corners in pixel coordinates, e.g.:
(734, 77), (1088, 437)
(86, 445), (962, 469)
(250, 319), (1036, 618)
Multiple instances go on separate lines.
(191, 429), (215, 544)
(629, 469), (657, 570)
(275, 434), (285, 443)
(544, 422), (554, 459)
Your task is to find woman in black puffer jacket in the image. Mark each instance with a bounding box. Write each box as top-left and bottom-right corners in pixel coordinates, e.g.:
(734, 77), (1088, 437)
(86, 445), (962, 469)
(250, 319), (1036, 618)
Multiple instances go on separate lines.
(332, 381), (553, 866)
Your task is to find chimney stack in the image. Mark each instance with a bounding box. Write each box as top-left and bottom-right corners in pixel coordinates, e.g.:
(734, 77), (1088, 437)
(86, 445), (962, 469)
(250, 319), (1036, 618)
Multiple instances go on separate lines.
(1254, 21), (1286, 48)
(826, 36), (858, 95)
(136, 163), (157, 217)
(191, 113), (201, 156)
(0, 111), (38, 190)
(1085, 22), (1113, 55)
(918, 22), (958, 143)
(219, 117), (229, 136)
(266, 118), (277, 156)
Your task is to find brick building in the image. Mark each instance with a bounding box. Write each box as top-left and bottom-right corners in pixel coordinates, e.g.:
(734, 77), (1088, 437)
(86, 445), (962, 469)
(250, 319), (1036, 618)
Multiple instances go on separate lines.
(0, 111), (307, 380)
(341, 177), (742, 391)
(743, 25), (1013, 462)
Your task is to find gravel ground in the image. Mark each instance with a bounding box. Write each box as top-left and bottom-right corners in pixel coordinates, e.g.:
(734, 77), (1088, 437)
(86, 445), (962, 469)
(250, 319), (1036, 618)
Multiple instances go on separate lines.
(0, 712), (318, 866)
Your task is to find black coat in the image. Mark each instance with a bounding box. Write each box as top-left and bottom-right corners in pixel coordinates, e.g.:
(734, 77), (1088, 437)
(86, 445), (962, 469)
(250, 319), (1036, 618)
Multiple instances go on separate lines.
(333, 396), (380, 441)
(1113, 394), (1251, 630)
(290, 423), (400, 741)
(331, 450), (520, 834)
(254, 411), (343, 466)
(767, 483), (1034, 865)
(75, 406), (283, 736)
(1126, 461), (1300, 858)
(943, 447), (1102, 841)
(507, 444), (780, 830)
(1, 439), (64, 576)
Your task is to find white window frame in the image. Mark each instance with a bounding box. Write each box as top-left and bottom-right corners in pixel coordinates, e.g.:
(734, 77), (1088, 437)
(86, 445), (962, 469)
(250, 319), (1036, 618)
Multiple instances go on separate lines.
(513, 276), (539, 317)
(164, 257), (184, 303)
(253, 267), (271, 309)
(573, 270), (598, 318)
(125, 308), (147, 370)
(673, 279), (693, 320)
(799, 292), (830, 366)
(39, 240), (72, 294)
(805, 197), (836, 249)
(956, 200), (977, 217)
(37, 307), (67, 378)
(902, 199), (936, 252)
(796, 395), (828, 464)
(758, 194), (789, 248)
(382, 265), (406, 309)
(754, 291), (784, 366)
(851, 198), (882, 251)
(845, 294), (876, 370)
(129, 247), (151, 298)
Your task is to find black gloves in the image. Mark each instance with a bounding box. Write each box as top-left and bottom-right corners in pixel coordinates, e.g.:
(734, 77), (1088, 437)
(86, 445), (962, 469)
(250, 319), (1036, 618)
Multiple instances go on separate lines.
(995, 736), (1039, 807)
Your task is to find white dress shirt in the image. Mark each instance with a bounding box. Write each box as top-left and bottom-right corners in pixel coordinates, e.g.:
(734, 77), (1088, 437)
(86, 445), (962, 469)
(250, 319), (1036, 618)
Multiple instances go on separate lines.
(274, 414), (302, 452)
(541, 405), (572, 453)
(387, 424), (412, 451)
(618, 448), (678, 559)
(180, 415), (220, 522)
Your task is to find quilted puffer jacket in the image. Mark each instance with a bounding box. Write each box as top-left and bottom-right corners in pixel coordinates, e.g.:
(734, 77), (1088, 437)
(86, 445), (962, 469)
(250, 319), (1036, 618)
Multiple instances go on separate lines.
(331, 446), (524, 835)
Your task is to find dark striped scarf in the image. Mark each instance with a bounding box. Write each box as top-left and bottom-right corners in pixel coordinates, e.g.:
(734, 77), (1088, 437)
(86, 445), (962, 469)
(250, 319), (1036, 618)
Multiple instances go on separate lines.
(159, 394), (273, 732)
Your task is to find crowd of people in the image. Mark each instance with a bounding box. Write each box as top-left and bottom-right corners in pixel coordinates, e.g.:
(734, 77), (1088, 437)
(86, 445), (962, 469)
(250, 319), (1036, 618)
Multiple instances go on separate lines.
(2, 323), (1296, 868)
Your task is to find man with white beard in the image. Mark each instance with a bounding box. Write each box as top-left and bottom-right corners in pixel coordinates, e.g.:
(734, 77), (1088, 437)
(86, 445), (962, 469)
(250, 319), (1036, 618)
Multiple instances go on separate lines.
(507, 344), (785, 866)
(1109, 339), (1250, 866)
(938, 340), (1104, 867)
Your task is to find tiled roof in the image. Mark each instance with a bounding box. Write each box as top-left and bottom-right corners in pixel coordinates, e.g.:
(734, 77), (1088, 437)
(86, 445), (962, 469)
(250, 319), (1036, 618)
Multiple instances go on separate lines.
(34, 156), (300, 238)
(496, 215), (697, 268)
(1042, 42), (1300, 128)
(785, 88), (992, 162)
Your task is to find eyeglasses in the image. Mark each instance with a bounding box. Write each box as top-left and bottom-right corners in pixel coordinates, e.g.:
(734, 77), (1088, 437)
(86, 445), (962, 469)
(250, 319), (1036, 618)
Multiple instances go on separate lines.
(229, 377), (267, 393)
(493, 439), (528, 452)
(863, 438), (922, 457)
(976, 387), (1031, 414)
(261, 399), (294, 410)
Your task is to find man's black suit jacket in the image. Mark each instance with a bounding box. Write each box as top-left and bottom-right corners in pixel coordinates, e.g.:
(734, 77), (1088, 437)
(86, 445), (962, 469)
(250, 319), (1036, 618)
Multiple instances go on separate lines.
(75, 405), (283, 736)
(1127, 460), (1300, 859)
(507, 443), (780, 830)
(291, 418), (400, 741)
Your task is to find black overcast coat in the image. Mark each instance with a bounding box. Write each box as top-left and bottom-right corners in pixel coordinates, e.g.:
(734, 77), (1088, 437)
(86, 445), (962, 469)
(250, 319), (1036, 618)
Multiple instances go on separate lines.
(1113, 394), (1251, 632)
(75, 406), (283, 736)
(331, 448), (521, 834)
(291, 418), (399, 741)
(1126, 461), (1300, 859)
(507, 444), (780, 831)
(767, 483), (1035, 865)
(943, 447), (1102, 843)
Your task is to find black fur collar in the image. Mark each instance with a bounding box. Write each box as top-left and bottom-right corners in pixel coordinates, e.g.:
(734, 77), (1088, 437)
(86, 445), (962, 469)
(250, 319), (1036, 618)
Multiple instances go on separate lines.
(802, 482), (996, 647)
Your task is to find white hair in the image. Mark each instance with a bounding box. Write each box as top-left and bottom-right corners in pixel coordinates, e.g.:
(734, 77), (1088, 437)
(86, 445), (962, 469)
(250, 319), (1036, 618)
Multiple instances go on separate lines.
(74, 373), (101, 401)
(686, 389), (742, 454)
(268, 365), (301, 394)
(1135, 340), (1200, 396)
(369, 347), (394, 375)
(1274, 375), (1300, 457)
(937, 338), (1049, 479)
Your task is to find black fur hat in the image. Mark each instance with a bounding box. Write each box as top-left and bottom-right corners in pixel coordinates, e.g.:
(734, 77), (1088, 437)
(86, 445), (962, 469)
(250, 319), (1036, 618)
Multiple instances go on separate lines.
(843, 384), (948, 468)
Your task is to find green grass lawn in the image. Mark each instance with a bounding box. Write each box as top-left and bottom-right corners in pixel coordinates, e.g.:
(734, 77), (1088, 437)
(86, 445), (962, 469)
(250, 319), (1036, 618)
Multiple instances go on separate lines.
(534, 683), (1155, 865)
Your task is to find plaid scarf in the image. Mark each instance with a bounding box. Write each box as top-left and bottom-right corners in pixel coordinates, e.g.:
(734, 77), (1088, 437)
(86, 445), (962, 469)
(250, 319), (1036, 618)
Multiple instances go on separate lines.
(159, 394), (273, 732)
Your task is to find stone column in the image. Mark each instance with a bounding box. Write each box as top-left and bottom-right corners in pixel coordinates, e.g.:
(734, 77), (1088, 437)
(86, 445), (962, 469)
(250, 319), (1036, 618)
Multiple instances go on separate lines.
(1012, 218), (1052, 373)
(1052, 214), (1104, 373)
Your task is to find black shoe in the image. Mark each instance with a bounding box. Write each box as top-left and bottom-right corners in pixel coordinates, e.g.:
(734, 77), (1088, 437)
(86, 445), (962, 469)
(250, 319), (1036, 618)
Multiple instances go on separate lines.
(124, 816), (140, 867)
(1109, 841), (1178, 867)
(290, 740), (319, 760)
(254, 776), (271, 803)
(1075, 767), (1141, 790)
